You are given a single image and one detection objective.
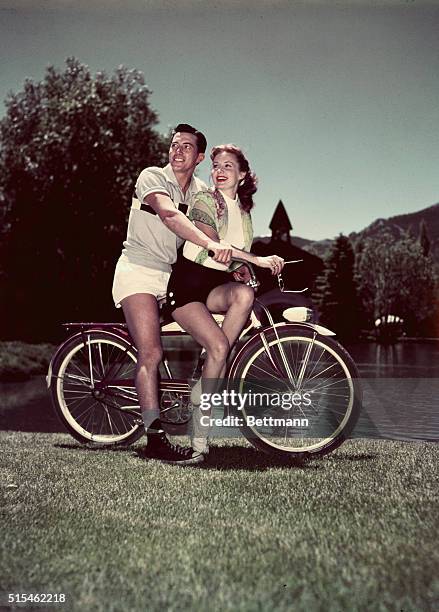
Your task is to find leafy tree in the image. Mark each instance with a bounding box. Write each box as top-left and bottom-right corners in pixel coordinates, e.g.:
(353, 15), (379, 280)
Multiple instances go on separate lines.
(318, 234), (362, 341)
(356, 230), (437, 335)
(419, 219), (431, 257)
(0, 58), (168, 340)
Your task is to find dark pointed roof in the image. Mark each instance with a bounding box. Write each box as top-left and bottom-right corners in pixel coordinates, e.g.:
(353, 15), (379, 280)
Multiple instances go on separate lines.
(269, 200), (292, 231)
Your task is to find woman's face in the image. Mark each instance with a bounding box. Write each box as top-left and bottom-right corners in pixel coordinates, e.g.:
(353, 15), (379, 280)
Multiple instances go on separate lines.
(211, 151), (246, 193)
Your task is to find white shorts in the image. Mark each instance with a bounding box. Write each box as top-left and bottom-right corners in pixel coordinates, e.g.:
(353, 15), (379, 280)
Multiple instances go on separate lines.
(112, 255), (170, 308)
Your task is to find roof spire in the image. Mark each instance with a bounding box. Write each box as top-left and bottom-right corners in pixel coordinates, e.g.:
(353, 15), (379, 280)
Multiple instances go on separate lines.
(269, 200), (292, 242)
(269, 200), (292, 232)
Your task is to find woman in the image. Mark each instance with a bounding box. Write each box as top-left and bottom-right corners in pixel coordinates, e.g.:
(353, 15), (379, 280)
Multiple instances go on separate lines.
(166, 144), (284, 453)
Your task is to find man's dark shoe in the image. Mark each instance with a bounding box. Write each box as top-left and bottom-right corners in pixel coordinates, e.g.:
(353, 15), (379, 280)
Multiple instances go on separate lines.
(138, 431), (204, 465)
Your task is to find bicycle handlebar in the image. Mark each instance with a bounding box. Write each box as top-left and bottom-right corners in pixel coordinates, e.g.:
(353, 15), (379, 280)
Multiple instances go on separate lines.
(207, 250), (259, 288)
(206, 250), (305, 292)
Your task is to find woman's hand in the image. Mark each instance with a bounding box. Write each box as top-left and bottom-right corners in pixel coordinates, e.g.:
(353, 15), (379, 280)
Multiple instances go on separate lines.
(255, 255), (285, 275)
(233, 265), (252, 283)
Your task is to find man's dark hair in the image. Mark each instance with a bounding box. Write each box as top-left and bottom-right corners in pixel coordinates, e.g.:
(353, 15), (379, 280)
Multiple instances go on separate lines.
(172, 123), (207, 154)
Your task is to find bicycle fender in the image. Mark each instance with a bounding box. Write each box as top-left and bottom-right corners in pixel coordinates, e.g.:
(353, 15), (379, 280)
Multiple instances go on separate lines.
(295, 322), (336, 336)
(228, 322), (335, 382)
(263, 321), (336, 337)
(46, 328), (134, 388)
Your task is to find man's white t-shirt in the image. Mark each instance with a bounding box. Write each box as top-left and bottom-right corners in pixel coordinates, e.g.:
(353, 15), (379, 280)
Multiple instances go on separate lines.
(121, 164), (207, 273)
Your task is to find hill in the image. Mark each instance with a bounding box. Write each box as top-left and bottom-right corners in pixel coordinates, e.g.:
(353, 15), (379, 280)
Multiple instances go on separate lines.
(256, 235), (314, 249)
(296, 202), (439, 263)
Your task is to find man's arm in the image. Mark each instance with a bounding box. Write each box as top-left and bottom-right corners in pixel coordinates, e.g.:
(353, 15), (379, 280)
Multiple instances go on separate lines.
(145, 192), (231, 264)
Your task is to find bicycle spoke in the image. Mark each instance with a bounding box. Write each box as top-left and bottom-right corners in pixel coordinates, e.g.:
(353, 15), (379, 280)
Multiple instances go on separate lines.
(233, 329), (359, 455)
(54, 334), (141, 444)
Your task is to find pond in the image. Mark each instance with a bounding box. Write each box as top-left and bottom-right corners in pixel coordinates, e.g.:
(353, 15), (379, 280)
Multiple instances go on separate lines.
(1, 341), (438, 442)
(346, 341), (439, 442)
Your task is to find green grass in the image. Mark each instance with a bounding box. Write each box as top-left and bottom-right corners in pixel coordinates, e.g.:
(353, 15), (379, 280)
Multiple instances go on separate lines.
(1, 433), (438, 612)
(0, 342), (56, 381)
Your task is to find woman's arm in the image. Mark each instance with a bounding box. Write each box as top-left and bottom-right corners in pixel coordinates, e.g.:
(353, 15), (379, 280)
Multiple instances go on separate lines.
(191, 221), (284, 275)
(228, 245), (285, 275)
(191, 197), (284, 275)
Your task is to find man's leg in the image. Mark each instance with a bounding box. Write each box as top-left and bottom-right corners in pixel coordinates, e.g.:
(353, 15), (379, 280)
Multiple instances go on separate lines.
(122, 293), (203, 464)
(121, 293), (163, 431)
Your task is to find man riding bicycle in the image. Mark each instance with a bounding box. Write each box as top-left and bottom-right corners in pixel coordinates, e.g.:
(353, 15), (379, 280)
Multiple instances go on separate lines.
(112, 124), (239, 465)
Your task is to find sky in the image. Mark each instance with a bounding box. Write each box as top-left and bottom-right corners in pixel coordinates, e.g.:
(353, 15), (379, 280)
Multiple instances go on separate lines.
(1, 0), (439, 240)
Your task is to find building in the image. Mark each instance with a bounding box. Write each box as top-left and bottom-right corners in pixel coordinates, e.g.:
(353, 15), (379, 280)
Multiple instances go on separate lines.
(251, 200), (324, 320)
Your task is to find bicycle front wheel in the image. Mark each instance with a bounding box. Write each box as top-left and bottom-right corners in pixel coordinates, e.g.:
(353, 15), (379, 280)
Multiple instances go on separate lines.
(50, 330), (143, 446)
(228, 325), (361, 459)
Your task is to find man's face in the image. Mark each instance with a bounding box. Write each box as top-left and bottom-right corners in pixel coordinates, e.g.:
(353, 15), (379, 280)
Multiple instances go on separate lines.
(169, 132), (205, 174)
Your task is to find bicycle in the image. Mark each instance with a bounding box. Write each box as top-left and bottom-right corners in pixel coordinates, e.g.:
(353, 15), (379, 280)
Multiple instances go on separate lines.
(46, 259), (362, 460)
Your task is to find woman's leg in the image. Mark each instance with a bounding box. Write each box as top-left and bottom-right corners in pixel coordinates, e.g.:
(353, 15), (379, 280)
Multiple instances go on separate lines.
(172, 302), (230, 452)
(172, 283), (254, 453)
(206, 281), (254, 351)
(188, 281), (254, 405)
(172, 301), (230, 386)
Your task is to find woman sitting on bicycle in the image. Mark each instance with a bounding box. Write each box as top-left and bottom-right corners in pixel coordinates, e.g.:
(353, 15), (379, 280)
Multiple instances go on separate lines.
(166, 144), (284, 454)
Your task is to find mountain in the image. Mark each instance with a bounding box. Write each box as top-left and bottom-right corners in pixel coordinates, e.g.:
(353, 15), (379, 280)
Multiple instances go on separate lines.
(255, 235), (313, 249)
(296, 202), (439, 263)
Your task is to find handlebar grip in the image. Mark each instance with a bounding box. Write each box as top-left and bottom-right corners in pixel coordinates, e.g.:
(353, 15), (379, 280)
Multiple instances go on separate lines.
(207, 249), (250, 267)
(207, 249), (259, 289)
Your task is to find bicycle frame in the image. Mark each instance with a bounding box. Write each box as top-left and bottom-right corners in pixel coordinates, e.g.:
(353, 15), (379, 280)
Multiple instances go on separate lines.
(47, 251), (362, 457)
(46, 322), (194, 420)
(46, 300), (337, 427)
(46, 252), (344, 445)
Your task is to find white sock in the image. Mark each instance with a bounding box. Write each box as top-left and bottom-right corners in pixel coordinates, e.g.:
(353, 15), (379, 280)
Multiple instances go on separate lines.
(141, 408), (161, 432)
(190, 377), (203, 406)
(190, 404), (210, 453)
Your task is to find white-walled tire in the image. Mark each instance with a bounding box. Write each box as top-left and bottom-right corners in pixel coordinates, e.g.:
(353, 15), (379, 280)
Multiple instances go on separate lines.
(50, 331), (143, 446)
(228, 325), (361, 459)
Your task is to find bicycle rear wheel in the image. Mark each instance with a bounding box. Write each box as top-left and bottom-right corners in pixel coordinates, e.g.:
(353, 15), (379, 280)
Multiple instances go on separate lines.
(50, 330), (143, 446)
(228, 325), (361, 459)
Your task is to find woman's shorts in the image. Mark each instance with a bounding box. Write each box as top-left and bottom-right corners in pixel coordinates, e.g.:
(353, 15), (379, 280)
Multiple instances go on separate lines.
(112, 255), (170, 308)
(167, 256), (231, 312)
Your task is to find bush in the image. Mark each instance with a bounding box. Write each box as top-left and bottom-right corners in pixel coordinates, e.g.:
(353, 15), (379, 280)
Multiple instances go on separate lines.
(0, 342), (56, 381)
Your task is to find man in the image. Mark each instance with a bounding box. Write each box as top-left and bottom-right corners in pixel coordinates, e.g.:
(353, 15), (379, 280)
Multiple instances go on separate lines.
(113, 123), (231, 465)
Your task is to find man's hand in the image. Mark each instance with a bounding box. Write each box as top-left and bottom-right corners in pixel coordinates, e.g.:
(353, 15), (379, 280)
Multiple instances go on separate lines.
(256, 255), (285, 275)
(207, 240), (233, 265)
(233, 265), (252, 283)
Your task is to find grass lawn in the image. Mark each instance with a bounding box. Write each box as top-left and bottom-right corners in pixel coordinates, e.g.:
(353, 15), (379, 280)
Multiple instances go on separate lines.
(1, 433), (438, 612)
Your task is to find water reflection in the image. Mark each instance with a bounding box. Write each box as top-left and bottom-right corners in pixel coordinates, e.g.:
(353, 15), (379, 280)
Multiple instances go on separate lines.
(1, 342), (438, 442)
(347, 341), (439, 378)
(344, 341), (439, 441)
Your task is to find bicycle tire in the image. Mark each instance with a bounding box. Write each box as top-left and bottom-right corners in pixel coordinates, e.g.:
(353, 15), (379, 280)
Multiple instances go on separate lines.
(228, 324), (362, 459)
(50, 330), (144, 446)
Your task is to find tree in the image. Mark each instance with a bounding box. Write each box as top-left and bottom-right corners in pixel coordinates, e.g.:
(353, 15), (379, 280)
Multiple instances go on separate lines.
(318, 234), (362, 341)
(356, 230), (437, 335)
(0, 58), (168, 340)
(419, 219), (431, 257)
